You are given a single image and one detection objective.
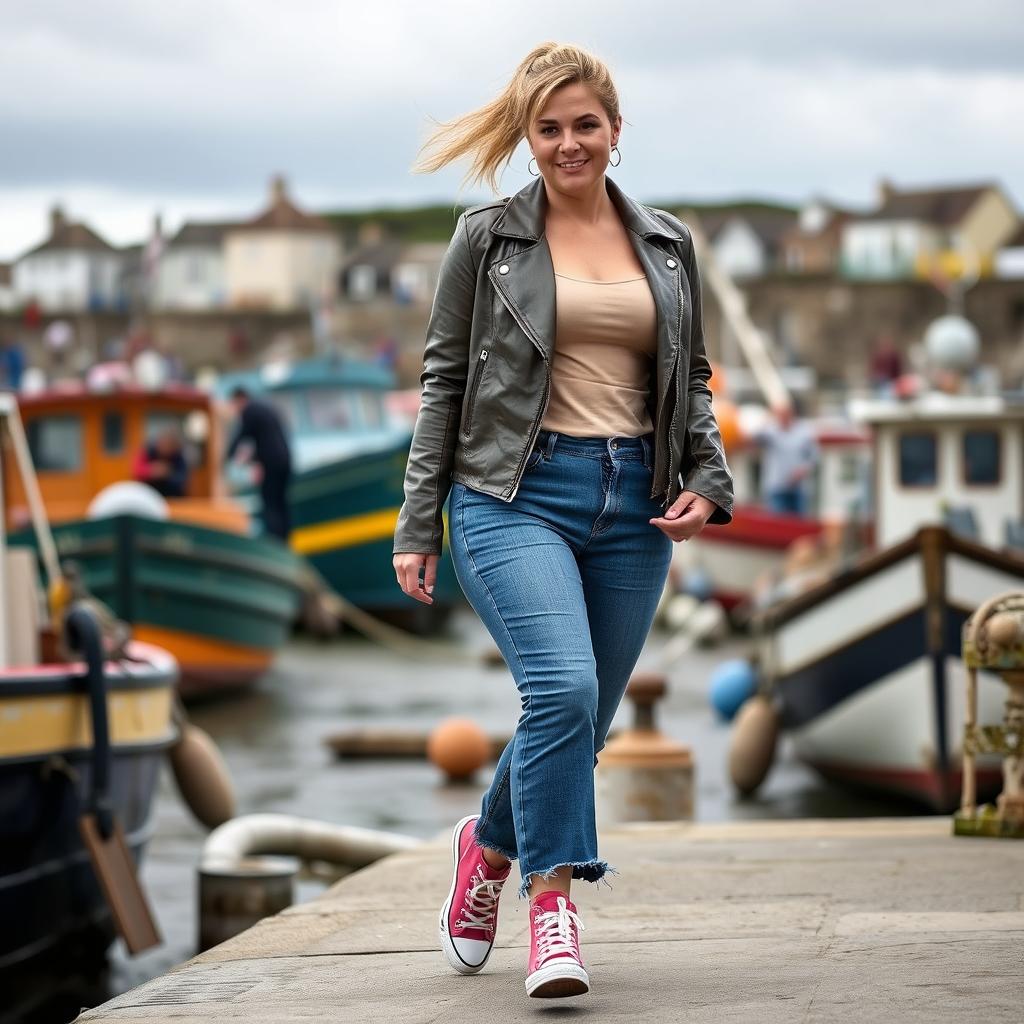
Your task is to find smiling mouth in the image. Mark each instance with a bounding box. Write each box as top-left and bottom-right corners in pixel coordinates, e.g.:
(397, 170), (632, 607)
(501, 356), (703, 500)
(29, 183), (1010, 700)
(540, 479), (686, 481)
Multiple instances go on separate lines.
(557, 158), (589, 169)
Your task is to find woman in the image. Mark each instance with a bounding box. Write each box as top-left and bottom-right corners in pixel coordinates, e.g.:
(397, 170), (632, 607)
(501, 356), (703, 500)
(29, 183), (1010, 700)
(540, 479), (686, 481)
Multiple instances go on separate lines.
(393, 42), (733, 999)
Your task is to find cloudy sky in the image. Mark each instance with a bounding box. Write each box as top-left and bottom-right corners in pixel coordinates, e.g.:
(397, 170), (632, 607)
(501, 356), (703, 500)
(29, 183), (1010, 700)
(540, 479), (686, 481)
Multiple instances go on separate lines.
(1, 0), (1021, 259)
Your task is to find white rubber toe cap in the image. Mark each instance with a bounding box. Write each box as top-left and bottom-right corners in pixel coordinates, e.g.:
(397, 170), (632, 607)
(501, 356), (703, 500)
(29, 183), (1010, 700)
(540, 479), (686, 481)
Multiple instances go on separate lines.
(451, 936), (492, 967)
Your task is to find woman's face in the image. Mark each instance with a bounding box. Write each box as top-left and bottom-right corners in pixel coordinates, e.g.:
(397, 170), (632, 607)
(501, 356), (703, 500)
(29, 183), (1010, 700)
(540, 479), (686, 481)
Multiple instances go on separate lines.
(527, 83), (621, 196)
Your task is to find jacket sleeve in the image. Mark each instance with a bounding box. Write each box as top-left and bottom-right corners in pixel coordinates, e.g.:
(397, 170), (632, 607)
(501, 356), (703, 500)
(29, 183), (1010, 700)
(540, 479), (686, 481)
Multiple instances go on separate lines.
(678, 227), (734, 525)
(393, 212), (475, 555)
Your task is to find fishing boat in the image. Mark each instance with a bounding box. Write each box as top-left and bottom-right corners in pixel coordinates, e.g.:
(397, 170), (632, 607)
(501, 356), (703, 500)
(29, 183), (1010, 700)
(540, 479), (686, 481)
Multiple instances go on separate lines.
(2, 377), (304, 696)
(738, 387), (1024, 810)
(217, 354), (461, 631)
(0, 393), (176, 1007)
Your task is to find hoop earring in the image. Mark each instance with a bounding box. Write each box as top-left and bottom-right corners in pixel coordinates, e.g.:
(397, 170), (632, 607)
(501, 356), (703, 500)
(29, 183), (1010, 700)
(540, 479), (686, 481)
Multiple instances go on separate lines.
(527, 156), (539, 176)
(609, 145), (621, 167)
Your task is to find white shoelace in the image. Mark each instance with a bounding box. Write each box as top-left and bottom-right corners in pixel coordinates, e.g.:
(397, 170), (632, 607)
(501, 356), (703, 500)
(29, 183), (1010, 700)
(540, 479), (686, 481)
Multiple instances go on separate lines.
(456, 870), (506, 932)
(533, 895), (585, 963)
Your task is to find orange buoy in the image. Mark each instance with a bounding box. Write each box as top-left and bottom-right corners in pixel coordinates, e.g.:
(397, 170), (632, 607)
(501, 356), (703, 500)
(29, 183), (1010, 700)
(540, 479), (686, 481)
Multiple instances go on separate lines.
(713, 398), (743, 452)
(427, 718), (491, 782)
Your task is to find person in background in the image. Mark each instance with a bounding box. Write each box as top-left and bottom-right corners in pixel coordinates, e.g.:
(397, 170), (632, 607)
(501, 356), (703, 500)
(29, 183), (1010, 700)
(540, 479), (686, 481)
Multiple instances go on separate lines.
(133, 424), (189, 498)
(754, 401), (819, 517)
(869, 333), (904, 394)
(226, 386), (293, 541)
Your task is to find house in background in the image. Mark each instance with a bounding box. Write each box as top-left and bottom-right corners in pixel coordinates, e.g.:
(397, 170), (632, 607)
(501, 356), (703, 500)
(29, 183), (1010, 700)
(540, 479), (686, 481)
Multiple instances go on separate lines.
(339, 221), (446, 305)
(156, 220), (234, 310)
(224, 176), (342, 311)
(684, 204), (798, 278)
(839, 179), (1020, 280)
(779, 198), (857, 275)
(12, 206), (123, 312)
(995, 224), (1024, 280)
(0, 263), (15, 312)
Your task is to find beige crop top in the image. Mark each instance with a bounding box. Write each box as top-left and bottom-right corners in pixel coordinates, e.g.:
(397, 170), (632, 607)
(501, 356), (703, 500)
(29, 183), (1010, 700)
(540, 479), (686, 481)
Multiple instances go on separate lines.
(540, 271), (658, 437)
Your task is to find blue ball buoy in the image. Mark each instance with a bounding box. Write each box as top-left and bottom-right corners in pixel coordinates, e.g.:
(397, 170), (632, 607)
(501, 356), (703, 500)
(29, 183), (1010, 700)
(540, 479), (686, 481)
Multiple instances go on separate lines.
(681, 566), (715, 603)
(709, 659), (757, 722)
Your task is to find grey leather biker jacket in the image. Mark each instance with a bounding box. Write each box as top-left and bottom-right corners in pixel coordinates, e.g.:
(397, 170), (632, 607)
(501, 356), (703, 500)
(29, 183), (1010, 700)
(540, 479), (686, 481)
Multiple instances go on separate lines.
(393, 173), (734, 555)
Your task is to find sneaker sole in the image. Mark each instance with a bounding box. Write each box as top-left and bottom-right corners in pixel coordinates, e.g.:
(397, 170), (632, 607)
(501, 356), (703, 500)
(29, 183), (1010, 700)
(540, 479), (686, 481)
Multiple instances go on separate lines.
(525, 960), (590, 998)
(438, 813), (494, 976)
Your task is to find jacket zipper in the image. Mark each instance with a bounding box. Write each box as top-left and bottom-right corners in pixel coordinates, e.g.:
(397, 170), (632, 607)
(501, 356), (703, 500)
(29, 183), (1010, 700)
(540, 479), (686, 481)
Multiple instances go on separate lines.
(463, 349), (488, 434)
(508, 371), (550, 501)
(490, 267), (554, 500)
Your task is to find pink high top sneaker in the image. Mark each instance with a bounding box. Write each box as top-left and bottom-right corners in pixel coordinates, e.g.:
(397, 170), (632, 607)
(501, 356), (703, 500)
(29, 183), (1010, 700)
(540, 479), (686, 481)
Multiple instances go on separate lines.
(525, 890), (590, 998)
(439, 814), (512, 974)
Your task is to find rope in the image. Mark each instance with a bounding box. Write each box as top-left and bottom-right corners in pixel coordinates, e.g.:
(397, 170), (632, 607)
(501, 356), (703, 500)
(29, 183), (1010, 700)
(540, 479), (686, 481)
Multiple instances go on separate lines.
(296, 560), (480, 663)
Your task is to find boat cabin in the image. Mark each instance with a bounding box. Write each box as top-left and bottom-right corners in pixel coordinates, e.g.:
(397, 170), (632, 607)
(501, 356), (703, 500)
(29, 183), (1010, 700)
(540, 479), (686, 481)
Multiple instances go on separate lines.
(1, 384), (244, 534)
(217, 356), (410, 472)
(849, 394), (1024, 549)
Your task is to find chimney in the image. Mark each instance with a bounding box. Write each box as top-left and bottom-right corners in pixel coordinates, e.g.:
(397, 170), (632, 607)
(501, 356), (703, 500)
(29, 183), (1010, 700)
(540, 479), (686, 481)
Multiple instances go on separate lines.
(50, 204), (66, 238)
(270, 174), (288, 205)
(358, 220), (384, 246)
(877, 177), (897, 207)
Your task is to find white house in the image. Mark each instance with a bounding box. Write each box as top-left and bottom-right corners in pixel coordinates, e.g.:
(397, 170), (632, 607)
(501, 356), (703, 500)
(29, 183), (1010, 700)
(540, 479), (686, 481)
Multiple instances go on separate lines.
(12, 206), (123, 312)
(0, 263), (14, 312)
(224, 176), (342, 311)
(995, 224), (1024, 279)
(840, 180), (1020, 280)
(691, 206), (798, 279)
(156, 220), (234, 310)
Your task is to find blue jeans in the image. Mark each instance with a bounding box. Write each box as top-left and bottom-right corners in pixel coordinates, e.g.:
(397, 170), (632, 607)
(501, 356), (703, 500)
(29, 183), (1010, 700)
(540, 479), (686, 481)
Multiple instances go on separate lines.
(449, 429), (673, 900)
(766, 487), (807, 517)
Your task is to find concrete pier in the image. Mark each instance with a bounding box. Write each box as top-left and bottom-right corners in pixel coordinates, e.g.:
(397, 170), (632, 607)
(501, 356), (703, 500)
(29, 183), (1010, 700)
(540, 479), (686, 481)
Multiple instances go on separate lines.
(77, 818), (1022, 1022)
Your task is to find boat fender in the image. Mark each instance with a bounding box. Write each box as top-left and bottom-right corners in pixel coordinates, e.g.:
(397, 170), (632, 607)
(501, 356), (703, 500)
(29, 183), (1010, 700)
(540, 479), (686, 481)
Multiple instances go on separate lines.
(728, 694), (780, 795)
(87, 481), (170, 521)
(168, 701), (236, 829)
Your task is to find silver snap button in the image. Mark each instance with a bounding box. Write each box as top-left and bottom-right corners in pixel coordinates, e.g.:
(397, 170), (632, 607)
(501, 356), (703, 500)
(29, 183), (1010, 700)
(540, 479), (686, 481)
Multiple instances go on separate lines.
(498, 264), (510, 274)
(666, 257), (677, 269)
(611, 441), (619, 450)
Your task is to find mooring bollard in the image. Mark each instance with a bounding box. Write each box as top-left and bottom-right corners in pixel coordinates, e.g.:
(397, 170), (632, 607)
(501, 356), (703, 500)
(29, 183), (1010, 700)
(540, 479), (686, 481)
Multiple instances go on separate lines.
(197, 814), (422, 950)
(595, 672), (694, 824)
(199, 857), (296, 952)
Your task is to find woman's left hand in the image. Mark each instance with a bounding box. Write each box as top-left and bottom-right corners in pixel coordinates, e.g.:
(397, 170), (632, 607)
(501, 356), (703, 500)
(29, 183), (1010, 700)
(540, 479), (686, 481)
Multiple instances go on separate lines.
(649, 491), (718, 542)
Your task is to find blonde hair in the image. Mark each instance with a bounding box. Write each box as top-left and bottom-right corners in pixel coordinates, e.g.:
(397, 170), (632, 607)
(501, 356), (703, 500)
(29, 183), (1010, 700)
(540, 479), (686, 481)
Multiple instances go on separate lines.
(412, 42), (620, 196)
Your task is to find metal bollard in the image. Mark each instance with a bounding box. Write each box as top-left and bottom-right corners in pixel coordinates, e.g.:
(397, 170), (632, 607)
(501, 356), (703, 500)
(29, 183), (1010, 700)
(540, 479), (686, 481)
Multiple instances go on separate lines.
(595, 672), (694, 824)
(199, 856), (295, 952)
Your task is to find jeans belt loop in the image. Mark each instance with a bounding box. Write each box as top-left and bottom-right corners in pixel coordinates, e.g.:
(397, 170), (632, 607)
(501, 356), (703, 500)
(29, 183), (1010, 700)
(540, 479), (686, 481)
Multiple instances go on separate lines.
(641, 433), (651, 469)
(544, 431), (558, 460)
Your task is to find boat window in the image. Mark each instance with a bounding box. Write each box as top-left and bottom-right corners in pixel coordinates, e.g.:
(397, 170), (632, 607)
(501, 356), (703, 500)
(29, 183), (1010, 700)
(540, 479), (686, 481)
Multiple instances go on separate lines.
(145, 411), (186, 443)
(144, 411), (204, 467)
(898, 432), (937, 487)
(102, 412), (124, 454)
(838, 453), (861, 485)
(266, 393), (297, 435)
(962, 430), (1001, 485)
(307, 390), (353, 431)
(26, 416), (83, 472)
(355, 390), (384, 428)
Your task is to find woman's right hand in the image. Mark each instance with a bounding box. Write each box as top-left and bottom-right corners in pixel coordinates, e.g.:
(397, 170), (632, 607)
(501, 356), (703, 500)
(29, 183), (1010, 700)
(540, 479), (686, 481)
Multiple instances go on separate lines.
(393, 552), (439, 605)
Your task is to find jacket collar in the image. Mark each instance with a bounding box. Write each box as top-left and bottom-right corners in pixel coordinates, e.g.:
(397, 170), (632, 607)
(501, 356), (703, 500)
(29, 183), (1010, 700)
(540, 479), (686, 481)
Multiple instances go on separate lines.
(489, 173), (683, 243)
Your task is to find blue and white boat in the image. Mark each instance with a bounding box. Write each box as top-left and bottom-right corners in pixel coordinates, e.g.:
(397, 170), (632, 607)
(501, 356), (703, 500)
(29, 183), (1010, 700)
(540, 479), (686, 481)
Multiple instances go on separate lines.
(217, 354), (461, 630)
